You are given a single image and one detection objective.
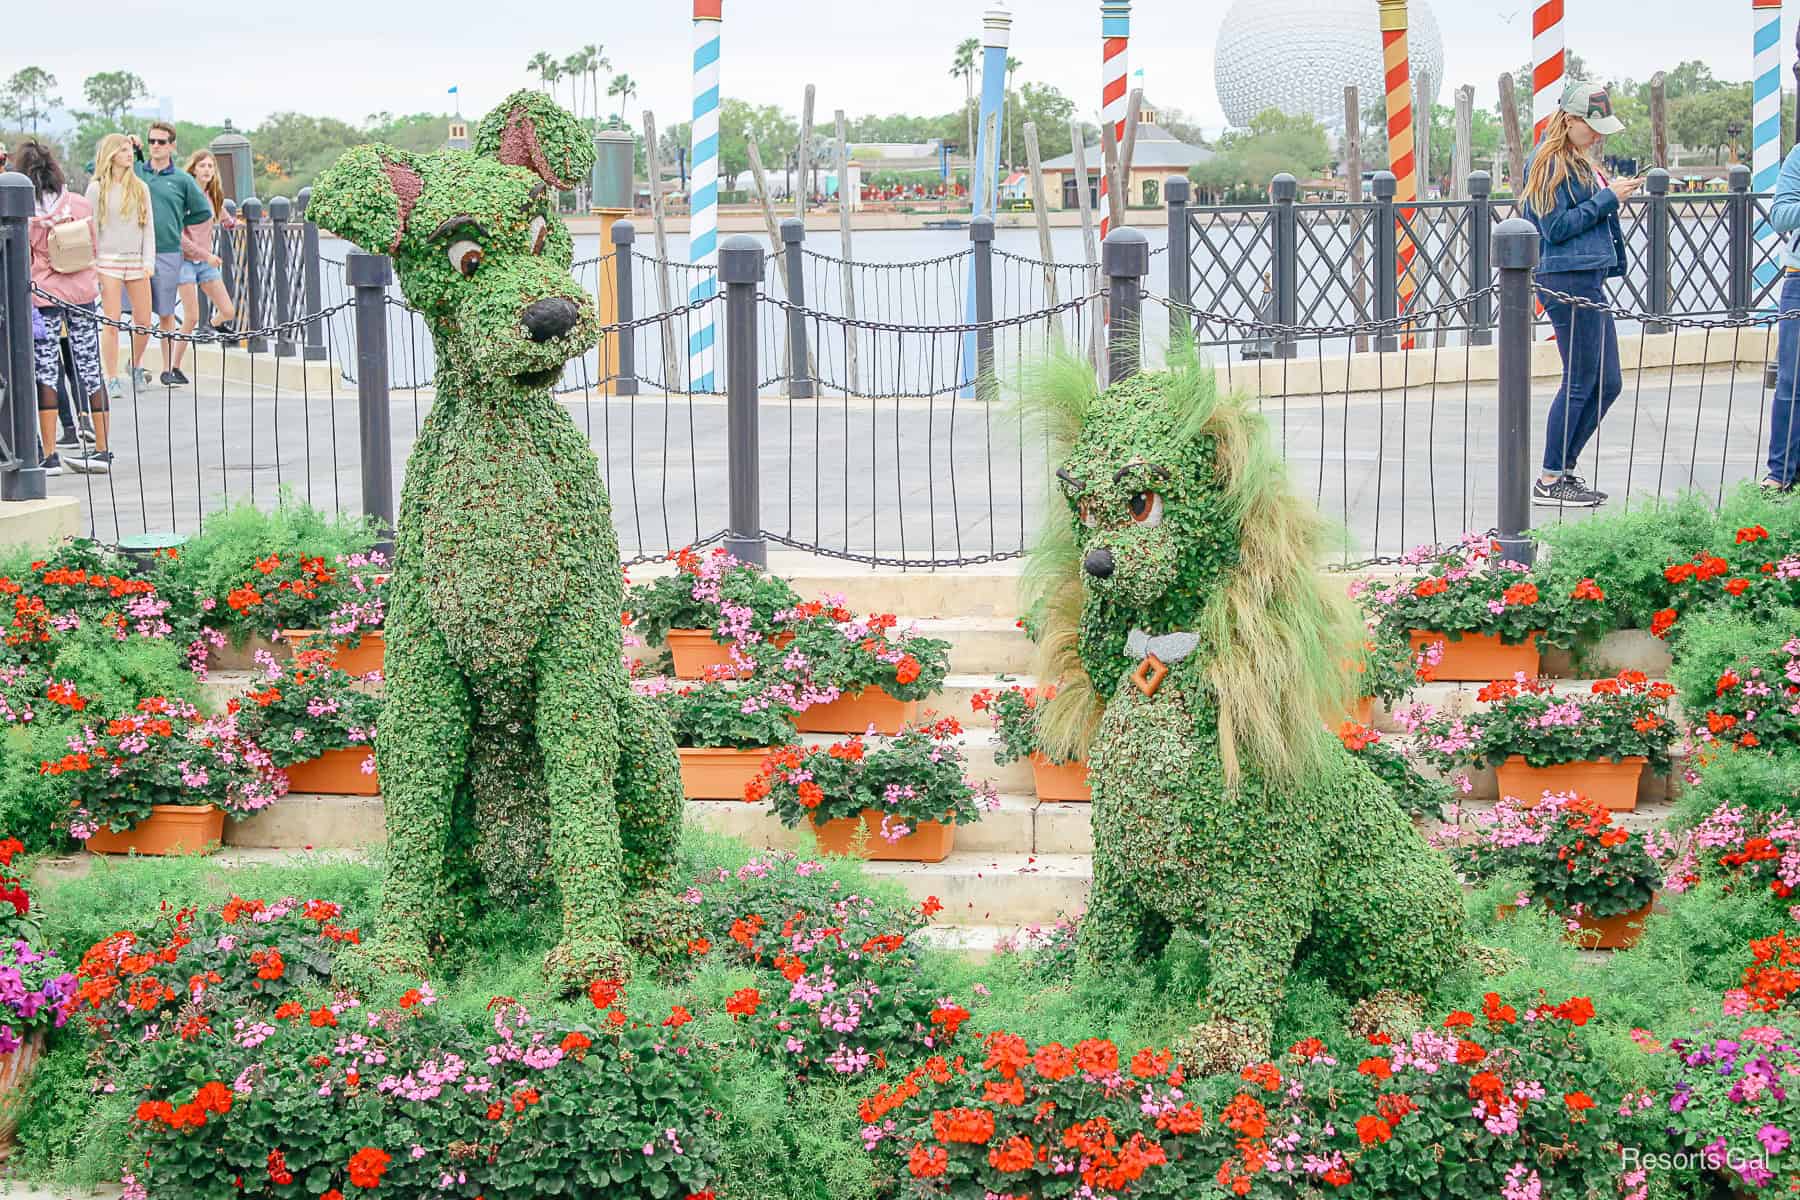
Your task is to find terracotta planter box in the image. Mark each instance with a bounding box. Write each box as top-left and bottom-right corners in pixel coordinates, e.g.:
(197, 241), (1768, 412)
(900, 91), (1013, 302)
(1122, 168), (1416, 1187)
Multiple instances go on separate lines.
(1351, 696), (1374, 727)
(794, 687), (919, 735)
(1408, 630), (1541, 682)
(1031, 754), (1092, 802)
(666, 629), (791, 680)
(1496, 899), (1653, 950)
(86, 805), (224, 856)
(809, 810), (956, 862)
(679, 746), (778, 799)
(283, 746), (378, 796)
(1496, 755), (1646, 811)
(279, 629), (385, 676)
(0, 1031), (46, 1150)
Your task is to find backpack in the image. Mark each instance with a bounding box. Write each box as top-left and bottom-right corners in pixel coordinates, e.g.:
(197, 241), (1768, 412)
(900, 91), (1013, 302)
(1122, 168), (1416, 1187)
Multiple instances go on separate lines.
(43, 198), (94, 275)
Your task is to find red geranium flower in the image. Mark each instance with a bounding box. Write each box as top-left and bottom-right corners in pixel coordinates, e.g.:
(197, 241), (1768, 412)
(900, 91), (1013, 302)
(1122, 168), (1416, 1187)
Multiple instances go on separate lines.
(347, 1147), (391, 1189)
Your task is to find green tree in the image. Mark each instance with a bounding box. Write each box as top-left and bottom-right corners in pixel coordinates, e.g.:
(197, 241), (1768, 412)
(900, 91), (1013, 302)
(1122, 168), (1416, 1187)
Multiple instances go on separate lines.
(527, 52), (556, 93)
(80, 71), (147, 127)
(2, 67), (60, 134)
(1669, 84), (1754, 163)
(1192, 109), (1331, 203)
(1017, 83), (1077, 163)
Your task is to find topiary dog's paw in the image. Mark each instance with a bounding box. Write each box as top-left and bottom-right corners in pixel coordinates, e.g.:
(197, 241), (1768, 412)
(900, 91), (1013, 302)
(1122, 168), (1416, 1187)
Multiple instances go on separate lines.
(1174, 1017), (1271, 1076)
(1466, 941), (1526, 978)
(1346, 988), (1427, 1044)
(542, 937), (632, 996)
(336, 934), (432, 995)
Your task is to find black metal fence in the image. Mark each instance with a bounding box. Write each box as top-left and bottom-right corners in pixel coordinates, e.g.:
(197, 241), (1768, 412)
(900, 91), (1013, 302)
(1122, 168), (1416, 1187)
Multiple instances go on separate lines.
(1, 165), (1793, 571)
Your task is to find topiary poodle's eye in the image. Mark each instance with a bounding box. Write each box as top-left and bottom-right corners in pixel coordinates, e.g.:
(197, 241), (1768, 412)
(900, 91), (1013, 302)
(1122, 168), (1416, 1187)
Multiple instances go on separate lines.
(448, 240), (483, 277)
(1128, 492), (1164, 527)
(1078, 499), (1097, 529)
(529, 216), (549, 255)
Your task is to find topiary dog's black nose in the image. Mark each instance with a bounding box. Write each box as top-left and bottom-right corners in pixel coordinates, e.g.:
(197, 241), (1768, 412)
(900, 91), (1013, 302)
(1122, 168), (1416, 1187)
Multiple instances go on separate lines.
(1083, 547), (1114, 579)
(521, 297), (580, 342)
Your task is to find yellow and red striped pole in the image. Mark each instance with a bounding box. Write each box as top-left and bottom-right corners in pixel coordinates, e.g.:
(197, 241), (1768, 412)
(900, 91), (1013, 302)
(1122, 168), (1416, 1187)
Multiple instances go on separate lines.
(1379, 0), (1418, 349)
(1531, 0), (1566, 142)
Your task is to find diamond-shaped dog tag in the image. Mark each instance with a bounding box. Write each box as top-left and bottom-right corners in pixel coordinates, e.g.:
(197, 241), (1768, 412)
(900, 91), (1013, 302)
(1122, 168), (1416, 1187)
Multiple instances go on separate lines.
(1131, 653), (1169, 697)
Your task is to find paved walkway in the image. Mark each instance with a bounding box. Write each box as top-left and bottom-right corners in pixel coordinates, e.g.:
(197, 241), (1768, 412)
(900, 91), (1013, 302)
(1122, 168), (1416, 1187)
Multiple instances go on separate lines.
(45, 363), (1778, 565)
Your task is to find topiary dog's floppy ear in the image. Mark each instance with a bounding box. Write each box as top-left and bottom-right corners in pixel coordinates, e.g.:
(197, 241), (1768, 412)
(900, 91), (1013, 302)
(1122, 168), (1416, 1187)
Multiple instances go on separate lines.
(307, 144), (424, 255)
(474, 91), (594, 191)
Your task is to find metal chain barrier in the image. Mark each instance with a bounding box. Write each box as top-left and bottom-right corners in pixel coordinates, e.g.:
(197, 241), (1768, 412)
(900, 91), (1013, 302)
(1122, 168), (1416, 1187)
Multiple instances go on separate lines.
(1531, 283), (1800, 330)
(30, 284), (354, 343)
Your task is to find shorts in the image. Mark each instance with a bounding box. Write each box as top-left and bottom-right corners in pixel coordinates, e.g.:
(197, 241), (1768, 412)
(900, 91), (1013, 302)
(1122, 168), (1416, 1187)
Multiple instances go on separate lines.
(179, 257), (221, 286)
(32, 303), (105, 398)
(150, 252), (183, 314)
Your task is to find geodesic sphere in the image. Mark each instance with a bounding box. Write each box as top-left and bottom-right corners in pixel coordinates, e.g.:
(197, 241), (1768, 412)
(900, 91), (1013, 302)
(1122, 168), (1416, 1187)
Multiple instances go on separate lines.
(1215, 0), (1445, 133)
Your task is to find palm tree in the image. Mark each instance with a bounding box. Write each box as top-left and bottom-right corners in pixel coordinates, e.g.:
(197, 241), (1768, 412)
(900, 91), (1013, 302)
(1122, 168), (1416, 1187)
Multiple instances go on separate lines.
(951, 37), (979, 170)
(527, 51), (555, 93)
(563, 52), (590, 120)
(608, 74), (638, 123)
(544, 60), (564, 110)
(584, 44), (608, 127)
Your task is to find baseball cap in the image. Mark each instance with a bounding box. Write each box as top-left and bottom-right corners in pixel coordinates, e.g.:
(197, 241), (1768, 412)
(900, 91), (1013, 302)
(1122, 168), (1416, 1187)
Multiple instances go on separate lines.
(1560, 79), (1625, 136)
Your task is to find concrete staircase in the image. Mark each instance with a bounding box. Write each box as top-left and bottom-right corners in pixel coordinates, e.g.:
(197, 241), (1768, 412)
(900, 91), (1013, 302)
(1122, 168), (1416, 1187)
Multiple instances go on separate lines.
(135, 563), (1688, 958)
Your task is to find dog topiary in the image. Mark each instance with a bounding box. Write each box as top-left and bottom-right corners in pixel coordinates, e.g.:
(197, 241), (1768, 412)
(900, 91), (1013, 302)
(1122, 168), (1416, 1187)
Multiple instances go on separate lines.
(306, 92), (683, 990)
(1021, 347), (1467, 1072)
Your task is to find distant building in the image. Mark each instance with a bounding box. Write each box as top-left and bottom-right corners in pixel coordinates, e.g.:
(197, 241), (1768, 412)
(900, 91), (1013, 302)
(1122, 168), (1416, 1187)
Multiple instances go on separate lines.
(1037, 100), (1214, 211)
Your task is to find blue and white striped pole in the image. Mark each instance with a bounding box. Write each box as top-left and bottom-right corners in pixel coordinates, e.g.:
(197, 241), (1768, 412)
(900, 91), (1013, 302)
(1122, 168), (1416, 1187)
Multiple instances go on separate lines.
(963, 3), (1012, 396)
(688, 0), (723, 391)
(1753, 0), (1783, 308)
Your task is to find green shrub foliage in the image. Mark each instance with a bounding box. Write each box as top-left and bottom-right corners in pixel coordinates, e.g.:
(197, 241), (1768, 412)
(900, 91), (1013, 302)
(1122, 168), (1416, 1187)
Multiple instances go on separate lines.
(305, 91), (682, 989)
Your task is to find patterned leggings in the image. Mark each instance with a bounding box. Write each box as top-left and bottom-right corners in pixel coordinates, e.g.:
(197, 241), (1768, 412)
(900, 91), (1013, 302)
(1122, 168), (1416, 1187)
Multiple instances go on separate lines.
(32, 303), (109, 411)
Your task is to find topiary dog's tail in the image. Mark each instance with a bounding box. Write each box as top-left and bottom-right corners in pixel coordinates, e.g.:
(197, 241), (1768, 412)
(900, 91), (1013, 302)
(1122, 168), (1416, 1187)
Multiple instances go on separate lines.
(1018, 342), (1361, 786)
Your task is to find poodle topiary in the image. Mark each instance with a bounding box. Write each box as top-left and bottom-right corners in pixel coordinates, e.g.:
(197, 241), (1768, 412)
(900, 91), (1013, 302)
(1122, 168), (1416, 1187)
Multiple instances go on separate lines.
(306, 92), (683, 990)
(1022, 347), (1467, 1072)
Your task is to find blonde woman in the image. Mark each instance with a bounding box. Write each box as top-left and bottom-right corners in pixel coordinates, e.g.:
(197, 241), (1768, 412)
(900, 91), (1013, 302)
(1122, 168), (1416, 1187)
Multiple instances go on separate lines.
(1520, 81), (1639, 509)
(168, 149), (239, 380)
(84, 133), (156, 398)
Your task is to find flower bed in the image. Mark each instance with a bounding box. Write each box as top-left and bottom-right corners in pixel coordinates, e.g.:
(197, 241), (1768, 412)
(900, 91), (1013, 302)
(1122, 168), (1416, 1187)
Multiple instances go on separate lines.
(971, 684), (1090, 801)
(234, 644), (382, 796)
(626, 547), (800, 673)
(0, 837), (72, 1145)
(643, 679), (799, 799)
(749, 719), (996, 859)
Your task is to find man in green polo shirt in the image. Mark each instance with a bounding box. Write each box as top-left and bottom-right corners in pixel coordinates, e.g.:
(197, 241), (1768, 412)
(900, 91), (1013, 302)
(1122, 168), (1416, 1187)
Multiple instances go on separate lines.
(132, 121), (212, 385)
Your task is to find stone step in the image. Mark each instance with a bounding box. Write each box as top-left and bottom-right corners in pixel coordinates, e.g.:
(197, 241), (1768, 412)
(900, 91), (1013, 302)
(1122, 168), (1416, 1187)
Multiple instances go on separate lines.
(630, 555), (1026, 620)
(911, 616), (1034, 677)
(687, 794), (1040, 855)
(1368, 678), (1685, 735)
(861, 852), (1093, 928)
(226, 794), (386, 850)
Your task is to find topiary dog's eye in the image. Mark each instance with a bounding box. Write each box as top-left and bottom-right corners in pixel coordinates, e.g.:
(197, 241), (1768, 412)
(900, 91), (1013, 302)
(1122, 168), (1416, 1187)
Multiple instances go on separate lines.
(448, 239), (483, 277)
(1078, 499), (1097, 529)
(529, 216), (549, 255)
(1128, 492), (1164, 527)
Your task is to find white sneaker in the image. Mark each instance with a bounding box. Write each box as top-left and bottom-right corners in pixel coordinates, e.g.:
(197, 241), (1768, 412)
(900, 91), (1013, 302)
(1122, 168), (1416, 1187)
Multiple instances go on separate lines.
(106, 376), (123, 401)
(132, 366), (153, 390)
(66, 449), (113, 475)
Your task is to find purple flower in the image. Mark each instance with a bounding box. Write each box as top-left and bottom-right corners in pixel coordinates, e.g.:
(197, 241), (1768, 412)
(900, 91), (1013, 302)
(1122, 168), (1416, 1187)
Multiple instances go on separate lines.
(1758, 1124), (1791, 1156)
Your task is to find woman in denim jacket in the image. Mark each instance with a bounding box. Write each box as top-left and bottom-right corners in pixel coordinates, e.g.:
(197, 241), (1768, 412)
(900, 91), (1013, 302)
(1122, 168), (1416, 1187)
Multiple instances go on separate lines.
(1521, 81), (1641, 508)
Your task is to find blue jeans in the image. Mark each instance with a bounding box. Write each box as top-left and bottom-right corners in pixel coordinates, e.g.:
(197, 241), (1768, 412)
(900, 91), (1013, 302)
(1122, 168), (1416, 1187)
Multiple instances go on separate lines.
(1769, 272), (1800, 484)
(1536, 270), (1622, 475)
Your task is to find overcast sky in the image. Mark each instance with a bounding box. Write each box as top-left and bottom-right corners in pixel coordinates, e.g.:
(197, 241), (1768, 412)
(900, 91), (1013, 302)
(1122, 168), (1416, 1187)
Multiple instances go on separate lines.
(10, 0), (1784, 136)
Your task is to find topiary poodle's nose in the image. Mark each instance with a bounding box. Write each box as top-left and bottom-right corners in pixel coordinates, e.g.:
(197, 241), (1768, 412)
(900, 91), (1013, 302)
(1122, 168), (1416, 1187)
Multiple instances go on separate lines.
(1083, 546), (1115, 579)
(521, 297), (580, 342)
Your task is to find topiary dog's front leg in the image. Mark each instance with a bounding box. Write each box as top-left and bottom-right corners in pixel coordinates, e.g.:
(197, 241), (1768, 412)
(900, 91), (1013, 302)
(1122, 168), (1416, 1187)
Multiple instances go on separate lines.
(348, 615), (472, 984)
(533, 619), (630, 992)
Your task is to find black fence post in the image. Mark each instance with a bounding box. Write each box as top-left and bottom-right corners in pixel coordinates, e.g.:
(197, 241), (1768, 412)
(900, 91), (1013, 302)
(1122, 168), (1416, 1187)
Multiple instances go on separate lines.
(781, 218), (813, 398)
(1103, 227), (1150, 384)
(297, 187), (327, 362)
(1468, 170), (1494, 346)
(1494, 218), (1539, 566)
(242, 197), (267, 353)
(270, 196), (296, 358)
(347, 253), (395, 557)
(1270, 172), (1299, 359)
(719, 234), (766, 566)
(611, 219), (638, 396)
(218, 199), (240, 329)
(1644, 168), (1671, 334)
(1729, 164), (1753, 319)
(1165, 175), (1191, 345)
(0, 173), (44, 499)
(1372, 171), (1399, 352)
(971, 215), (996, 395)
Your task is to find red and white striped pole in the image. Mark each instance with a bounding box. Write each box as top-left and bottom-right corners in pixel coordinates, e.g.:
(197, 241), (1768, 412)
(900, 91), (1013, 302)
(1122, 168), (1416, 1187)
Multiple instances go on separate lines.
(1379, 0), (1418, 348)
(1098, 0), (1130, 239)
(1531, 0), (1566, 142)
